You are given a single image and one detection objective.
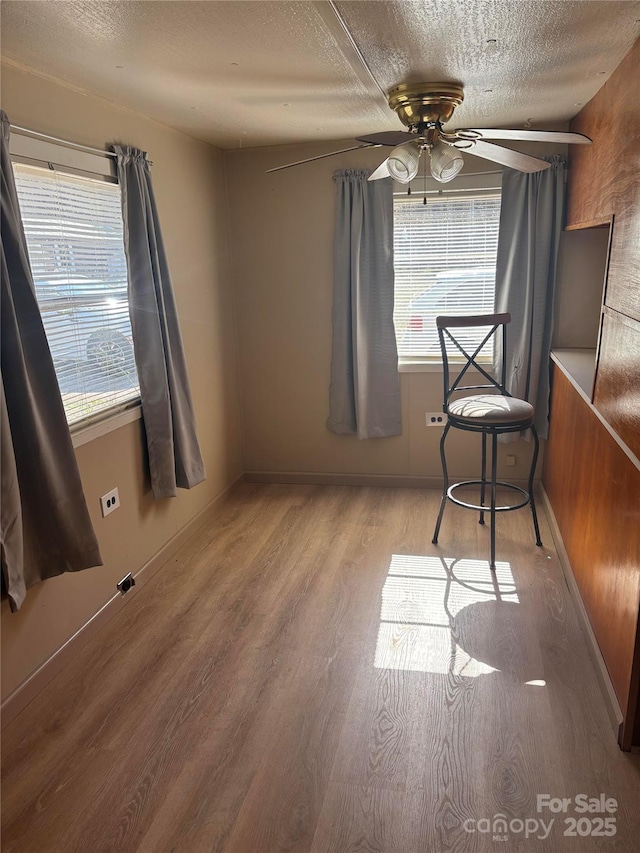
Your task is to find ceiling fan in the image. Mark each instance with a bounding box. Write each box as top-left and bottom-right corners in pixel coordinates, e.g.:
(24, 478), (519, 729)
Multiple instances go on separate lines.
(267, 83), (591, 182)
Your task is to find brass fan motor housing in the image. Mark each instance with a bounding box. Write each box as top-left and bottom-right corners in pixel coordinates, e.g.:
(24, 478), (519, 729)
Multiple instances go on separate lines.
(388, 83), (464, 129)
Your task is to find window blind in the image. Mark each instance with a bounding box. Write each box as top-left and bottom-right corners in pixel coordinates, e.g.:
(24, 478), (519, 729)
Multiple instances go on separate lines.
(13, 162), (140, 426)
(393, 192), (501, 359)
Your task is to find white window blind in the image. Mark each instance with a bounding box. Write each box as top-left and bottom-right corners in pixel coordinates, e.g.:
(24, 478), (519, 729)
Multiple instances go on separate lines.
(13, 162), (140, 426)
(393, 191), (501, 360)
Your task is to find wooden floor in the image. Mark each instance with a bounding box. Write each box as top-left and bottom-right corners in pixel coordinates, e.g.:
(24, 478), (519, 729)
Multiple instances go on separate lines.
(2, 484), (640, 852)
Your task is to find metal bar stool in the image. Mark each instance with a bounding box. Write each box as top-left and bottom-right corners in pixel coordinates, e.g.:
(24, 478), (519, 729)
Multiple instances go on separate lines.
(431, 312), (542, 570)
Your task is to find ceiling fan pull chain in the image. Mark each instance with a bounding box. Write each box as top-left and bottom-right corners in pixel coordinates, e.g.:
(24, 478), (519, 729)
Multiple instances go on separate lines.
(423, 146), (428, 204)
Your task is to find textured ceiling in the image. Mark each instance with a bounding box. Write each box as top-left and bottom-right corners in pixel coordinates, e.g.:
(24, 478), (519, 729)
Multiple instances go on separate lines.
(335, 0), (640, 130)
(1, 0), (639, 149)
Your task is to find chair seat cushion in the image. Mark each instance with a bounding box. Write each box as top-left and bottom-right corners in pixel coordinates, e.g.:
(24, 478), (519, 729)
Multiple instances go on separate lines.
(447, 394), (534, 425)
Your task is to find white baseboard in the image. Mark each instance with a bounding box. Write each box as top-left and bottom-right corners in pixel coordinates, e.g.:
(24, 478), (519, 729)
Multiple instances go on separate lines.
(1, 474), (243, 728)
(244, 470), (533, 489)
(245, 470), (443, 488)
(540, 486), (624, 741)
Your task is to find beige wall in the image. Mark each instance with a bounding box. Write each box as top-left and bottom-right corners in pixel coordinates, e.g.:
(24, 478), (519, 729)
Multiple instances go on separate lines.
(1, 64), (243, 699)
(224, 139), (565, 484)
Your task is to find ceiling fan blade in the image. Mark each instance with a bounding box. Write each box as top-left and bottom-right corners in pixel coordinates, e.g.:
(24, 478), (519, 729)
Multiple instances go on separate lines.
(266, 143), (379, 173)
(457, 128), (592, 145)
(356, 131), (414, 146)
(368, 159), (391, 181)
(465, 140), (551, 172)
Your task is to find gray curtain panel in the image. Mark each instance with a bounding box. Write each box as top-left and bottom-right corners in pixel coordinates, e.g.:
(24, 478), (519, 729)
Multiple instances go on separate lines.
(0, 111), (103, 612)
(113, 146), (205, 499)
(494, 156), (565, 438)
(327, 169), (401, 439)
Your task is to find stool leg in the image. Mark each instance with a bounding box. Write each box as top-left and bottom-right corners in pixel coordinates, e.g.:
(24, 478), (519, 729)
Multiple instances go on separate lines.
(490, 431), (497, 571)
(529, 425), (542, 546)
(432, 422), (450, 544)
(479, 431), (487, 525)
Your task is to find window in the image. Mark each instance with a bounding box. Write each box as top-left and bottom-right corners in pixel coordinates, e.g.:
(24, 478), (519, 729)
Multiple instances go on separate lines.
(393, 190), (501, 361)
(13, 162), (140, 426)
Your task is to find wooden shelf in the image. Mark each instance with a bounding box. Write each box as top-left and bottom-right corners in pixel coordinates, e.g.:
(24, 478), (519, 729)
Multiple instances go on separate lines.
(550, 348), (596, 402)
(564, 217), (612, 232)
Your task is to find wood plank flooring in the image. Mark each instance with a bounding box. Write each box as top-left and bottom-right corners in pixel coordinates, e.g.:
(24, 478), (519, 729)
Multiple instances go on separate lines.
(2, 484), (640, 852)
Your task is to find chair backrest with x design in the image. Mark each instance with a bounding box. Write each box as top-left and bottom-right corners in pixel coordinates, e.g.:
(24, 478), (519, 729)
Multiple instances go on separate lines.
(436, 313), (511, 411)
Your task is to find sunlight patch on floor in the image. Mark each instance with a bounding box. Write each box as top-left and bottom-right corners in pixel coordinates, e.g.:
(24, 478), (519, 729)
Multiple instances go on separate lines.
(374, 554), (518, 675)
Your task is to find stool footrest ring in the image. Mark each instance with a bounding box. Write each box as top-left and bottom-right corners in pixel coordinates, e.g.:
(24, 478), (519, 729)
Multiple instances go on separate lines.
(446, 480), (530, 513)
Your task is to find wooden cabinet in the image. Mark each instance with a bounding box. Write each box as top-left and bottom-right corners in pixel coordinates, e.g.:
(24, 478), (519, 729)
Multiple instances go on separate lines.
(544, 365), (640, 749)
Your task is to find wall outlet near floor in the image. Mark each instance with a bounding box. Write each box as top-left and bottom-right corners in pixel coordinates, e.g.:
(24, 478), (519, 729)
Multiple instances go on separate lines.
(117, 572), (135, 595)
(506, 454), (517, 467)
(425, 412), (445, 426)
(100, 487), (120, 517)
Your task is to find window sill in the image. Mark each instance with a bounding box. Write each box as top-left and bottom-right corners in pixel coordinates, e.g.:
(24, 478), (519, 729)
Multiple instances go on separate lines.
(398, 359), (492, 373)
(71, 403), (142, 449)
(398, 361), (444, 373)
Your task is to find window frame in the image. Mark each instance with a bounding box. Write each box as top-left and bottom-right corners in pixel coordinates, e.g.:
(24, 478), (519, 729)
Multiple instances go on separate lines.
(392, 173), (502, 372)
(10, 133), (142, 440)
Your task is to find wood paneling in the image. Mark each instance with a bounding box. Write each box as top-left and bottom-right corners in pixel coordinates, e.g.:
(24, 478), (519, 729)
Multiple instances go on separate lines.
(594, 308), (640, 460)
(3, 483), (640, 850)
(543, 366), (640, 748)
(560, 38), (640, 693)
(567, 38), (640, 322)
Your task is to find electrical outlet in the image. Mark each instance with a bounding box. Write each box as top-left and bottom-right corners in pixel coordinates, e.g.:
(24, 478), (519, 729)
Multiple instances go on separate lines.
(425, 412), (446, 426)
(100, 487), (120, 517)
(117, 572), (135, 595)
(506, 454), (517, 467)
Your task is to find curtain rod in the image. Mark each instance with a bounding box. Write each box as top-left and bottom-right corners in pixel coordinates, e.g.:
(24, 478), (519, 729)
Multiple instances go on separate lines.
(10, 124), (117, 159)
(393, 185), (501, 198)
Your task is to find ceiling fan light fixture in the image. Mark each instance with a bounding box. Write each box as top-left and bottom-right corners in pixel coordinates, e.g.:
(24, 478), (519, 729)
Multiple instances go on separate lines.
(429, 141), (464, 183)
(387, 141), (421, 183)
